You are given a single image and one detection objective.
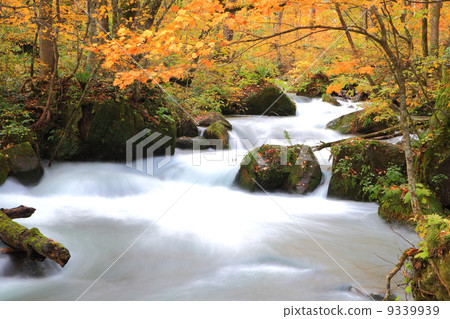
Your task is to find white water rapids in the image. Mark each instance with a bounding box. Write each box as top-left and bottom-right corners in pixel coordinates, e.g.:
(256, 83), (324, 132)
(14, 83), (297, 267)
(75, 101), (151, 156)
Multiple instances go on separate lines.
(0, 96), (417, 300)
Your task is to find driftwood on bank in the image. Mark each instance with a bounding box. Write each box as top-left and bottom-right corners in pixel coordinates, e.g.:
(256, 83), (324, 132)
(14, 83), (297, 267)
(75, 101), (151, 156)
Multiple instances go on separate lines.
(1, 205), (36, 219)
(0, 207), (70, 267)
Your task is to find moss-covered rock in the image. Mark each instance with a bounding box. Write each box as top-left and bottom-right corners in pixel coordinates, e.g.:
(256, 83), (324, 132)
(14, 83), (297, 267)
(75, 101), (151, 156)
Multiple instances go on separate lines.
(328, 139), (406, 201)
(1, 142), (43, 184)
(176, 136), (210, 150)
(243, 86), (296, 116)
(296, 72), (330, 97)
(0, 153), (9, 185)
(378, 185), (444, 222)
(204, 121), (229, 149)
(412, 253), (450, 301)
(322, 93), (341, 106)
(326, 110), (399, 134)
(176, 116), (199, 137)
(80, 99), (176, 161)
(236, 144), (322, 194)
(195, 111), (232, 130)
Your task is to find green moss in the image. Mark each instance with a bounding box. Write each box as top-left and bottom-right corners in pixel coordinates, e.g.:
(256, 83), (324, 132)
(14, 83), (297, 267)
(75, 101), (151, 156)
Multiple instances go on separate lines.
(204, 121), (229, 149)
(1, 142), (43, 184)
(237, 144), (322, 194)
(0, 153), (9, 185)
(326, 110), (398, 134)
(322, 93), (341, 106)
(328, 139), (406, 201)
(244, 86), (296, 116)
(412, 253), (450, 301)
(296, 72), (330, 97)
(378, 185), (444, 222)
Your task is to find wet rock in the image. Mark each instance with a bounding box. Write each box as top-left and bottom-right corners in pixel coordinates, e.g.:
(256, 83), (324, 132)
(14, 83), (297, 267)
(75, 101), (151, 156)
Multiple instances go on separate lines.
(326, 110), (398, 134)
(204, 122), (229, 149)
(195, 112), (232, 130)
(243, 86), (296, 116)
(0, 153), (9, 185)
(236, 144), (322, 194)
(1, 142), (43, 185)
(176, 136), (211, 150)
(322, 93), (341, 106)
(328, 139), (406, 201)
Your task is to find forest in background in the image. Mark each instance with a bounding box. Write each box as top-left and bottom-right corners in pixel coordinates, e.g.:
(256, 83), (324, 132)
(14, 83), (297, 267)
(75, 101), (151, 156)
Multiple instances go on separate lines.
(0, 0), (449, 300)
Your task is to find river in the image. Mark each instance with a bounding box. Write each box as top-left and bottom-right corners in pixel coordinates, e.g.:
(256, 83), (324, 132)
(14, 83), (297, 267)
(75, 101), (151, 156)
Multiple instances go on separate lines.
(0, 96), (417, 300)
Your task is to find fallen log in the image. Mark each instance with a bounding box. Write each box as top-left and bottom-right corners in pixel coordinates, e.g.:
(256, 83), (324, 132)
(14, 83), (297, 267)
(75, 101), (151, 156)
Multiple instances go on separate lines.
(315, 117), (428, 151)
(1, 205), (36, 219)
(0, 210), (70, 267)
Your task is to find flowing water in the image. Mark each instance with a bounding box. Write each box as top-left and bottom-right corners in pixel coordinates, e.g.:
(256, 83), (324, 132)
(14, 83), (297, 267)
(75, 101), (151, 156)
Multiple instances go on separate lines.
(0, 96), (417, 300)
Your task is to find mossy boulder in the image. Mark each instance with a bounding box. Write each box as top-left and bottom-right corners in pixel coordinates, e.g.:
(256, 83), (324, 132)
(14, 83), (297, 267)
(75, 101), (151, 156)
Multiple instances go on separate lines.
(1, 142), (43, 184)
(176, 116), (199, 137)
(80, 99), (176, 161)
(322, 93), (341, 106)
(328, 139), (406, 201)
(412, 253), (450, 301)
(195, 111), (232, 130)
(326, 110), (399, 134)
(204, 122), (229, 149)
(378, 185), (444, 222)
(243, 86), (296, 116)
(296, 72), (330, 97)
(0, 153), (9, 185)
(236, 144), (322, 194)
(176, 136), (211, 150)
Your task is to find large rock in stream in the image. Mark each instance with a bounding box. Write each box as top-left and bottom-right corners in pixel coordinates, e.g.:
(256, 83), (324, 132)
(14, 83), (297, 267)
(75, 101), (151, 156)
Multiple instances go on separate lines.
(328, 138), (406, 201)
(236, 144), (322, 194)
(242, 86), (296, 116)
(326, 109), (398, 134)
(0, 142), (43, 185)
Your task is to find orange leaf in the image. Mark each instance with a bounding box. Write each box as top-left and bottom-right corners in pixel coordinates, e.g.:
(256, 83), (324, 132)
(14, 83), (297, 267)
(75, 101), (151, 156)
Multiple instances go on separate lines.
(171, 5), (179, 13)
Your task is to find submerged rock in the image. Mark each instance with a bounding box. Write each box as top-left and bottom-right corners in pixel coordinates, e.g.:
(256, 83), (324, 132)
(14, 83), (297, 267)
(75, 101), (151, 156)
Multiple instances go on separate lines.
(236, 144), (322, 194)
(176, 136), (211, 150)
(243, 86), (296, 116)
(1, 142), (43, 185)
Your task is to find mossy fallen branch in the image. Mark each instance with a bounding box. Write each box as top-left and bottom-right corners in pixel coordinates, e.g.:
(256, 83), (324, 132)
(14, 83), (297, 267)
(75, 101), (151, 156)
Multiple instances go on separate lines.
(1, 205), (36, 219)
(0, 210), (70, 267)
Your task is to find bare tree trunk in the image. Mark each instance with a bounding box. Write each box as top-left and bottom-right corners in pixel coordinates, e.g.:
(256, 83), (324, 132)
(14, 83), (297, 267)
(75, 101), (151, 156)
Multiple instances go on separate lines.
(335, 4), (375, 87)
(99, 0), (110, 39)
(141, 0), (163, 29)
(223, 0), (237, 41)
(429, 1), (442, 57)
(274, 8), (284, 71)
(421, 2), (428, 57)
(38, 0), (56, 79)
(111, 0), (119, 37)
